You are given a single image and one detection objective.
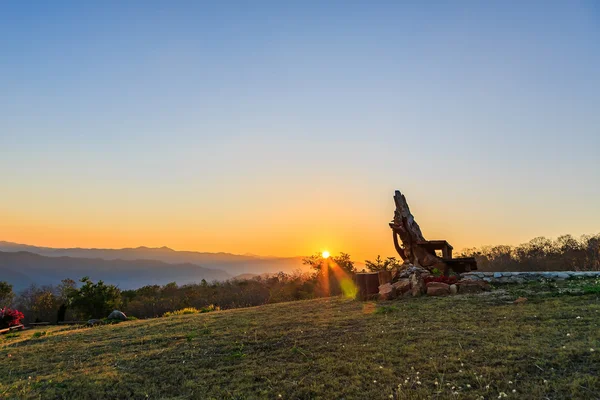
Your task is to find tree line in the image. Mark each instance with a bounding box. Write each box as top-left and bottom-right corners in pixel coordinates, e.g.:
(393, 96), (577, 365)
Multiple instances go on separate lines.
(0, 252), (355, 322)
(1, 233), (598, 323)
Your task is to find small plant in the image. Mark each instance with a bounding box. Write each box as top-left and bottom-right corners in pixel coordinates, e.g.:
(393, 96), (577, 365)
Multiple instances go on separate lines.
(583, 285), (600, 295)
(32, 331), (47, 338)
(0, 307), (24, 329)
(375, 305), (400, 314)
(228, 342), (246, 359)
(3, 332), (20, 340)
(186, 331), (198, 342)
(200, 304), (220, 313)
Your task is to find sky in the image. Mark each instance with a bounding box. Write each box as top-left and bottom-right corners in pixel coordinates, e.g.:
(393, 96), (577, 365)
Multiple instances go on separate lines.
(1, 1), (599, 261)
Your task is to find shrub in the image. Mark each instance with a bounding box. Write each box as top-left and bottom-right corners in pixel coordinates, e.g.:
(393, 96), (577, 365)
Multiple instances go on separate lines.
(0, 307), (25, 329)
(163, 305), (220, 318)
(374, 305), (400, 314)
(163, 307), (200, 317)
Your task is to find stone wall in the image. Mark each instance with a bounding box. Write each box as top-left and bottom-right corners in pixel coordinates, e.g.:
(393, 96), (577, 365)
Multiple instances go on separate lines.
(460, 271), (600, 284)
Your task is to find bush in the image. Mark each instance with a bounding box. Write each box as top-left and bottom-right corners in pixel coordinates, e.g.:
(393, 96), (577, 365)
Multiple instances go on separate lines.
(0, 307), (25, 329)
(163, 307), (200, 317)
(163, 305), (220, 318)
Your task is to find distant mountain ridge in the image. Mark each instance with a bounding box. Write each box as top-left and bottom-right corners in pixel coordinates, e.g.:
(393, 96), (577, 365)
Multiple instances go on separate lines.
(0, 250), (231, 291)
(0, 241), (309, 283)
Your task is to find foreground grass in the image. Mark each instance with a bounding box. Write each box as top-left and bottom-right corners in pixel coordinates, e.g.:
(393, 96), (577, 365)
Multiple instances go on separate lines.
(1, 290), (599, 399)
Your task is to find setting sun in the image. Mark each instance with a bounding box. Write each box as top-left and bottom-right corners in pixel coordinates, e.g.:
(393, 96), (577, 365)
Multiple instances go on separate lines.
(322, 251), (330, 259)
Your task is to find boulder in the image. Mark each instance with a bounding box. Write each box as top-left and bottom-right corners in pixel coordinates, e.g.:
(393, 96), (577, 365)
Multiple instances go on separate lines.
(449, 284), (458, 295)
(392, 279), (411, 295)
(426, 282), (450, 296)
(378, 283), (396, 301)
(398, 265), (429, 279)
(87, 319), (104, 326)
(107, 310), (128, 321)
(410, 273), (425, 297)
(456, 280), (490, 294)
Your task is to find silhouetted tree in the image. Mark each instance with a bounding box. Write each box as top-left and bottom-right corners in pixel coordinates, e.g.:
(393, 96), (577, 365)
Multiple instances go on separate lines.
(365, 255), (401, 272)
(67, 277), (121, 319)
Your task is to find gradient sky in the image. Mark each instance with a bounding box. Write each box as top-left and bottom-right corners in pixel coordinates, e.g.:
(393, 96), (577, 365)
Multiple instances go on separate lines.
(1, 1), (599, 260)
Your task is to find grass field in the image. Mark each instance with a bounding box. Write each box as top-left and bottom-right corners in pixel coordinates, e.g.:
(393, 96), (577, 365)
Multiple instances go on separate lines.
(1, 282), (600, 399)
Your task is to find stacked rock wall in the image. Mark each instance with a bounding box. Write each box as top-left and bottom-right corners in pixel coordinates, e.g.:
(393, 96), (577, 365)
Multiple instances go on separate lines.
(460, 271), (600, 284)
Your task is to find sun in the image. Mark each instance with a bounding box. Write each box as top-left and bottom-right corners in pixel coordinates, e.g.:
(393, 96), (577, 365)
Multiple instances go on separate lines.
(322, 251), (330, 259)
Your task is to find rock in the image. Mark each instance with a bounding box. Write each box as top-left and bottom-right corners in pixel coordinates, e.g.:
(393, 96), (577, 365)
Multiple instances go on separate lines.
(426, 282), (449, 289)
(514, 297), (528, 305)
(493, 272), (502, 278)
(398, 265), (429, 279)
(378, 283), (396, 301)
(87, 319), (104, 326)
(427, 283), (450, 296)
(107, 310), (128, 321)
(410, 273), (425, 297)
(449, 284), (458, 295)
(555, 273), (570, 280)
(392, 279), (411, 295)
(456, 280), (490, 294)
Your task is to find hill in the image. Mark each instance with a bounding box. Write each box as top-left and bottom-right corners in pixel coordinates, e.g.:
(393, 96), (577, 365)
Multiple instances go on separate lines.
(0, 241), (308, 276)
(0, 250), (230, 291)
(1, 292), (599, 399)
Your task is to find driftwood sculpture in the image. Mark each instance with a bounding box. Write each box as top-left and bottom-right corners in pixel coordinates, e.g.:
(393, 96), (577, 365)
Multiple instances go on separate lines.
(390, 190), (477, 275)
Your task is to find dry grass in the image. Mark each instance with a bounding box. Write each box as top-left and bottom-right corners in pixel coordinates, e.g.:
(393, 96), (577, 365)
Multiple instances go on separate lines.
(1, 286), (599, 399)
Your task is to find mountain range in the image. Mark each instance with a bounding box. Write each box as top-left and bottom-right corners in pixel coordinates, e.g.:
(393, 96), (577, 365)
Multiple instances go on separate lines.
(0, 241), (309, 291)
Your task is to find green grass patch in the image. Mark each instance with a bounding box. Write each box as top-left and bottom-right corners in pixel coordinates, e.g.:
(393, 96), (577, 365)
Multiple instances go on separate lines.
(0, 291), (599, 399)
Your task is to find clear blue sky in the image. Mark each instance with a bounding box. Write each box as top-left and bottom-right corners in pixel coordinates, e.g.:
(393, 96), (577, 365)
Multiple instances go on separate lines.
(1, 1), (599, 258)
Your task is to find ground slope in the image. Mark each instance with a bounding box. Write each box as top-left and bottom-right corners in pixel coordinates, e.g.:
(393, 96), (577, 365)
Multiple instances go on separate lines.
(1, 292), (599, 399)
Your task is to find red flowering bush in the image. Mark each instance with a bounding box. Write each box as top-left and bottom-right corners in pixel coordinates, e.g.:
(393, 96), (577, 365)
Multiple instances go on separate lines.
(0, 307), (24, 329)
(424, 275), (458, 285)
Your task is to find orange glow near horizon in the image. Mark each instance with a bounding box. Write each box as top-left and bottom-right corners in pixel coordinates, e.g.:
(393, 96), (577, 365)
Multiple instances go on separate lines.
(2, 187), (599, 262)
